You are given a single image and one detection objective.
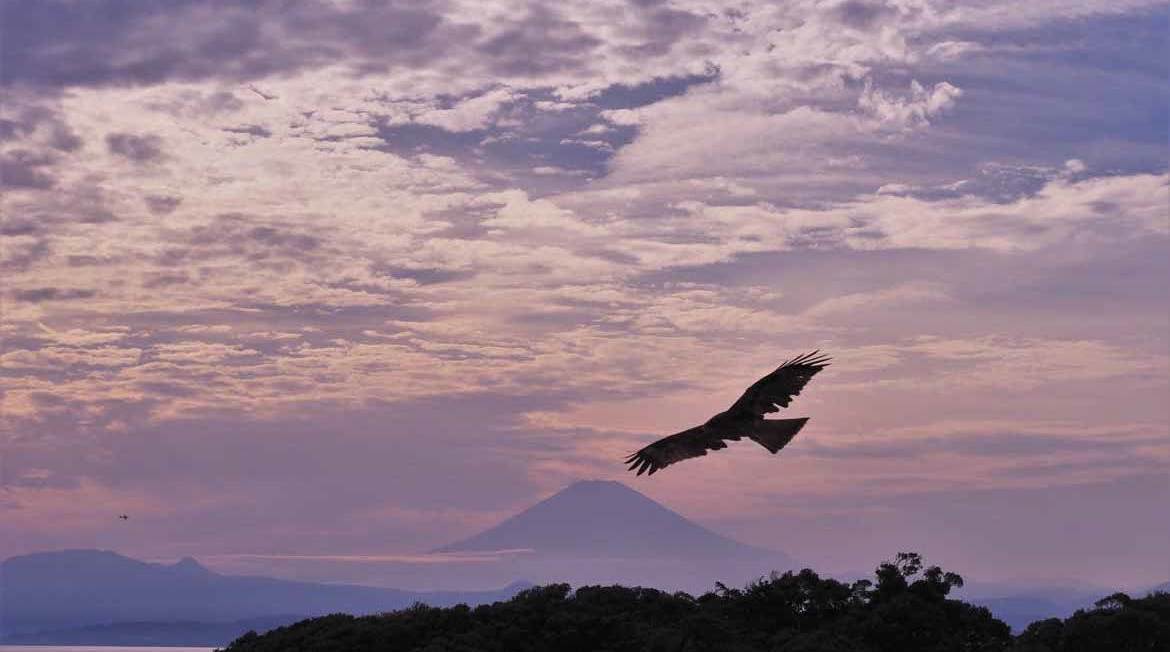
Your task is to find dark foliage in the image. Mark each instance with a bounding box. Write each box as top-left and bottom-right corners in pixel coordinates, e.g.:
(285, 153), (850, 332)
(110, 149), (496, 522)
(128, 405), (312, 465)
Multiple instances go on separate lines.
(1014, 591), (1170, 652)
(221, 554), (1169, 652)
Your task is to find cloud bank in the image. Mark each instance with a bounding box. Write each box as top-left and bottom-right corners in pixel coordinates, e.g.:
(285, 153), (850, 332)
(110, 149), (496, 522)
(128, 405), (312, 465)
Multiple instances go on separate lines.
(1, 0), (1167, 588)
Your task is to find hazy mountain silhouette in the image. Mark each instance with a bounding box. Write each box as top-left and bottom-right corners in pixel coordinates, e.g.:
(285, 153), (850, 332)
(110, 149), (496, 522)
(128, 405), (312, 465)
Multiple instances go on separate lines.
(438, 480), (782, 561)
(964, 579), (1170, 632)
(0, 549), (528, 638)
(971, 592), (1095, 632)
(430, 480), (795, 592)
(1, 615), (302, 647)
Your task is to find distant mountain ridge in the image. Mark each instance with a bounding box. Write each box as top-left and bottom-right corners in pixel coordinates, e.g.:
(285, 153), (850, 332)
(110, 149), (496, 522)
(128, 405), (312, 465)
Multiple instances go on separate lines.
(2, 480), (795, 642)
(437, 480), (783, 561)
(4, 480), (1154, 643)
(0, 549), (527, 638)
(963, 578), (1170, 632)
(1, 615), (303, 647)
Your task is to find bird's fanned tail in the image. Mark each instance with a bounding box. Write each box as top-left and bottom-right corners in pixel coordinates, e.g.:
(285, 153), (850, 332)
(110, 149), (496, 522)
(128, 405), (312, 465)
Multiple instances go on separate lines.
(749, 417), (808, 454)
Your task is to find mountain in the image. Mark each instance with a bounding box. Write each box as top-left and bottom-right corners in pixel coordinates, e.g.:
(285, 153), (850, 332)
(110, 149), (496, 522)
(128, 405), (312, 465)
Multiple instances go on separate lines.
(971, 593), (1095, 632)
(432, 479), (795, 591)
(1, 615), (302, 647)
(956, 579), (1170, 631)
(0, 549), (527, 638)
(1, 481), (794, 640)
(438, 479), (777, 560)
(955, 578), (1152, 632)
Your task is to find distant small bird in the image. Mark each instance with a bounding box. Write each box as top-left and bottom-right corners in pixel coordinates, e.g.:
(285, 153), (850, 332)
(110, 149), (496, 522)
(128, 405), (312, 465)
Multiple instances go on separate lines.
(118, 514), (129, 520)
(625, 351), (830, 476)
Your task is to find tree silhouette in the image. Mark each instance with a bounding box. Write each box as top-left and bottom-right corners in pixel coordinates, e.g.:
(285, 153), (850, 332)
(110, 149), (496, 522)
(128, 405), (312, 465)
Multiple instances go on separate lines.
(221, 555), (1169, 652)
(1015, 591), (1170, 652)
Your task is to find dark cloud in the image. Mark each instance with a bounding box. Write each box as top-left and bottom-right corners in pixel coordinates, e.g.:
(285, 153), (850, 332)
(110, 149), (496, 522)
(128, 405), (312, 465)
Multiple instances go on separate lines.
(133, 380), (204, 398)
(832, 1), (899, 30)
(373, 264), (475, 286)
(476, 6), (601, 76)
(0, 219), (41, 237)
(156, 214), (325, 269)
(49, 125), (82, 151)
(144, 194), (183, 215)
(619, 1), (707, 57)
(0, 149), (57, 188)
(4, 181), (118, 228)
(106, 132), (164, 163)
(0, 104), (82, 151)
(12, 287), (96, 302)
(0, 236), (50, 272)
(0, 0), (458, 89)
(145, 89), (246, 118)
(66, 254), (110, 267)
(141, 272), (191, 289)
(66, 188), (118, 224)
(222, 124), (272, 138)
(245, 225), (320, 252)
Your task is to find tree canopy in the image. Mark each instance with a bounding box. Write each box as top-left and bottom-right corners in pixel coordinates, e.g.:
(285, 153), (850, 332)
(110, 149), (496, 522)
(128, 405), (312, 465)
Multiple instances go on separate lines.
(222, 553), (1168, 652)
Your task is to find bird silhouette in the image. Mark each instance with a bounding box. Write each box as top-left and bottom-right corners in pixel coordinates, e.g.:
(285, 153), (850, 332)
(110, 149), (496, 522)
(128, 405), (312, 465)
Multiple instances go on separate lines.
(118, 514), (129, 520)
(625, 351), (830, 475)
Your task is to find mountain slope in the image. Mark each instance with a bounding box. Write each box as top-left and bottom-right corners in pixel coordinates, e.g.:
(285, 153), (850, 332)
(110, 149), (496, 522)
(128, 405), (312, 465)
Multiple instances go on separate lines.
(0, 549), (526, 637)
(437, 480), (782, 561)
(1, 615), (303, 647)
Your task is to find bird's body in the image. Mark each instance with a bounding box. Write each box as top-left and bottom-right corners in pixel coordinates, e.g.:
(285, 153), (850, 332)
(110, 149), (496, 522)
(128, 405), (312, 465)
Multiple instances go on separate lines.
(625, 351), (829, 475)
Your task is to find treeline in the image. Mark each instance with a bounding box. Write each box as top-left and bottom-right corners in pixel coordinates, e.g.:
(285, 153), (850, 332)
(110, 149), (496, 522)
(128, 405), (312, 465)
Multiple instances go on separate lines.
(222, 553), (1169, 652)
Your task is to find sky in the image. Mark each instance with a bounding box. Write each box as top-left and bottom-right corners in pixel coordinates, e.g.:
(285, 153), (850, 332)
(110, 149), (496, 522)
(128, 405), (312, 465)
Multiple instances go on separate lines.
(1, 0), (1168, 590)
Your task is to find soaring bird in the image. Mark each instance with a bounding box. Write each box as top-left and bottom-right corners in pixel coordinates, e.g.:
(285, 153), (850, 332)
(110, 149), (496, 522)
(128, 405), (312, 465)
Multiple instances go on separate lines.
(118, 514), (129, 520)
(625, 351), (830, 476)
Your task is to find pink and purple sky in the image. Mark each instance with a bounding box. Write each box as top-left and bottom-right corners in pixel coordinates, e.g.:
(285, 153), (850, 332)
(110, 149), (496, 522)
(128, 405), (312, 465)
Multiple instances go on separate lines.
(1, 0), (1167, 589)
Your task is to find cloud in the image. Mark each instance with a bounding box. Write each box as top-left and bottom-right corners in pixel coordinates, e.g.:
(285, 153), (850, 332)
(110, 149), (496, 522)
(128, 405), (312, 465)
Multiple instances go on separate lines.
(858, 79), (963, 131)
(2, 345), (143, 371)
(474, 6), (601, 76)
(0, 0), (454, 89)
(0, 0), (1165, 588)
(477, 189), (607, 235)
(831, 0), (901, 30)
(144, 194), (182, 215)
(0, 149), (57, 188)
(412, 88), (517, 132)
(852, 172), (1169, 251)
(106, 133), (165, 163)
(11, 287), (96, 302)
(221, 124), (272, 139)
(0, 100), (82, 151)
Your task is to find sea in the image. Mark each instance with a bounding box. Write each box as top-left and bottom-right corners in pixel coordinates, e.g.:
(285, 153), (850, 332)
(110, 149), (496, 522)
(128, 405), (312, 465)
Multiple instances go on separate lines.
(0, 647), (215, 652)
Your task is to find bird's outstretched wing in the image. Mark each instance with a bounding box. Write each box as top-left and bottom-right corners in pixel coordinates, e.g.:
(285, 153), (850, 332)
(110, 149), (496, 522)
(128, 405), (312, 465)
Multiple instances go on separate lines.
(725, 350), (830, 417)
(624, 351), (830, 476)
(624, 426), (738, 476)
